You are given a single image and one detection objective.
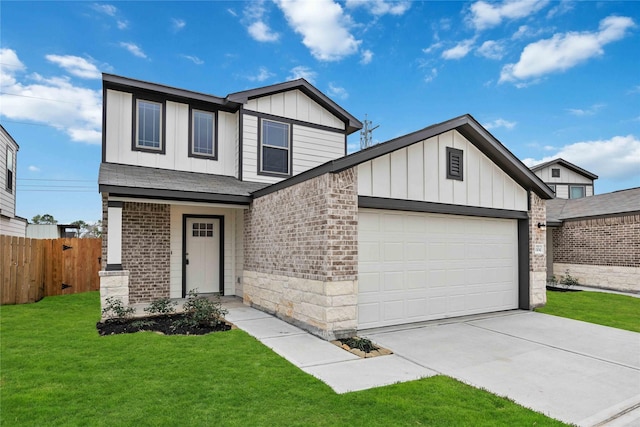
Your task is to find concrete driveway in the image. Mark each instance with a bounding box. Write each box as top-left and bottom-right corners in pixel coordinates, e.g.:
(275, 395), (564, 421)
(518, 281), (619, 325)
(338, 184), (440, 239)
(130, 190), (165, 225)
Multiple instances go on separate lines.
(366, 311), (640, 427)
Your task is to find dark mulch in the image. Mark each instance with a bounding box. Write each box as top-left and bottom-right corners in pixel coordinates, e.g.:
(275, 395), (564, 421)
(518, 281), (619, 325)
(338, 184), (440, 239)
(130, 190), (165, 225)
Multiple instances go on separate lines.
(546, 286), (582, 293)
(97, 313), (232, 336)
(338, 337), (378, 353)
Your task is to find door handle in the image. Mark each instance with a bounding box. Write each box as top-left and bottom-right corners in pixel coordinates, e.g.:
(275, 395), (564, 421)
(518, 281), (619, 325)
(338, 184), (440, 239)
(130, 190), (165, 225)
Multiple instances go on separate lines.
(186, 259), (189, 265)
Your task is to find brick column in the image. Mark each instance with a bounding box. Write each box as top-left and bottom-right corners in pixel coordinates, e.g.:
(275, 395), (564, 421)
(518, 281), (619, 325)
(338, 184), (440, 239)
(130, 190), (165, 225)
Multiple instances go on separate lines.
(529, 192), (547, 308)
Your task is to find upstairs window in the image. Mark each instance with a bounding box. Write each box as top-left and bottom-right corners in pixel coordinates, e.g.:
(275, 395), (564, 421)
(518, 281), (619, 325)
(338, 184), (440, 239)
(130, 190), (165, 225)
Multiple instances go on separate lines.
(260, 119), (290, 175)
(570, 185), (585, 199)
(190, 110), (216, 159)
(551, 168), (560, 178)
(446, 147), (463, 181)
(6, 147), (13, 193)
(136, 100), (163, 150)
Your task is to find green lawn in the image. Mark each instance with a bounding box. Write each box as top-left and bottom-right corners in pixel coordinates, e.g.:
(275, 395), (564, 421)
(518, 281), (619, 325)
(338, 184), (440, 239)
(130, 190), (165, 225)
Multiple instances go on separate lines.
(536, 290), (640, 332)
(1, 292), (566, 426)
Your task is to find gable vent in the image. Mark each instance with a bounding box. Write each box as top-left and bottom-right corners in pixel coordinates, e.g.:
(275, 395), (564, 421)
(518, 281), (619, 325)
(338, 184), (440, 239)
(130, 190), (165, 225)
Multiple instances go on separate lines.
(446, 147), (463, 181)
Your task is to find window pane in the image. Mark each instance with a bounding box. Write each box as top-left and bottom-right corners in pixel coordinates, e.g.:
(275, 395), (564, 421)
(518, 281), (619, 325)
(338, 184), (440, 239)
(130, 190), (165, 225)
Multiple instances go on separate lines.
(570, 187), (585, 199)
(263, 121), (289, 148)
(138, 101), (161, 148)
(193, 111), (214, 155)
(263, 146), (288, 174)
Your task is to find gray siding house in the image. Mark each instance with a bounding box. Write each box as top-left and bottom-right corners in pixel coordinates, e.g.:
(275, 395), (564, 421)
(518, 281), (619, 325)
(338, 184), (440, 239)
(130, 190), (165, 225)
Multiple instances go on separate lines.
(530, 158), (597, 199)
(0, 125), (27, 237)
(99, 74), (553, 339)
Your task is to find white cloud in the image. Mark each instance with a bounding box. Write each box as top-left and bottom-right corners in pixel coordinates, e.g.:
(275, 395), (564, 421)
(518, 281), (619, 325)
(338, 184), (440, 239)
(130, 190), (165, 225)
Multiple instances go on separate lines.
(345, 0), (411, 16)
(248, 66), (274, 82)
(477, 40), (505, 60)
(360, 49), (373, 64)
(181, 55), (204, 65)
(484, 118), (516, 130)
(227, 8), (238, 17)
(276, 0), (361, 61)
(523, 135), (640, 180)
(547, 0), (574, 18)
(92, 3), (117, 16)
(172, 18), (186, 31)
(0, 49), (102, 145)
(287, 66), (317, 84)
(327, 83), (348, 100)
(424, 68), (438, 83)
(500, 16), (634, 84)
(117, 20), (128, 30)
(45, 55), (101, 79)
(567, 103), (605, 116)
(244, 1), (280, 42)
(28, 165), (40, 172)
(119, 42), (147, 58)
(442, 39), (475, 60)
(467, 0), (549, 30)
(422, 41), (443, 54)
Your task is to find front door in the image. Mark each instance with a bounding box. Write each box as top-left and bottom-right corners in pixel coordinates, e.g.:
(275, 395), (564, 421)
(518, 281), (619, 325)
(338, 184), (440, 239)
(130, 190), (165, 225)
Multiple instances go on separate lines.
(185, 217), (221, 295)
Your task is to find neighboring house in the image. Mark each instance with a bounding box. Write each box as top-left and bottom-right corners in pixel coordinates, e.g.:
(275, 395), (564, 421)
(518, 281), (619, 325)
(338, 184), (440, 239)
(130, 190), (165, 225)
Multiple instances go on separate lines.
(530, 158), (597, 199)
(26, 223), (80, 238)
(99, 74), (553, 340)
(546, 188), (640, 293)
(0, 125), (27, 237)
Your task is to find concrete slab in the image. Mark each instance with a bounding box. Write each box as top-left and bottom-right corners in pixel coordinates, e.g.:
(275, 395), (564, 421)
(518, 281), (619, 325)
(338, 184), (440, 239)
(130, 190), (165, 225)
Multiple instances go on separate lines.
(231, 316), (306, 340)
(470, 311), (640, 368)
(262, 333), (360, 368)
(369, 312), (640, 427)
(224, 305), (272, 323)
(303, 355), (436, 394)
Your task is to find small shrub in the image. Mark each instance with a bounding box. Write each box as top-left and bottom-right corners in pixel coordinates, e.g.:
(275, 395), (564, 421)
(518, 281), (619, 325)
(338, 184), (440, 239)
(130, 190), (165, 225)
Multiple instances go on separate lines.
(560, 270), (580, 288)
(102, 297), (135, 320)
(546, 275), (558, 287)
(340, 337), (377, 353)
(175, 289), (228, 329)
(144, 297), (177, 316)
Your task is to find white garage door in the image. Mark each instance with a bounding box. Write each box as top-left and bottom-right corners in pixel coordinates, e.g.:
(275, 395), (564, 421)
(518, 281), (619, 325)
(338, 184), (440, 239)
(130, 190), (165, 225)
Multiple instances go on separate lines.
(358, 208), (519, 329)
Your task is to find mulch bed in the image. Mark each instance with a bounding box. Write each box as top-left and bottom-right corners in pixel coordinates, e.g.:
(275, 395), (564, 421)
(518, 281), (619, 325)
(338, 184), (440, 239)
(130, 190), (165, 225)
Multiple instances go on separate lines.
(97, 314), (232, 336)
(546, 286), (582, 293)
(332, 337), (393, 358)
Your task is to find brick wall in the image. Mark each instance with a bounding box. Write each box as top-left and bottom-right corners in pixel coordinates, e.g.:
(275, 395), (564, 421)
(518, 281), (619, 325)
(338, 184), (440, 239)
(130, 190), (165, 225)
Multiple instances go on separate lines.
(122, 202), (170, 303)
(244, 168), (358, 282)
(552, 214), (640, 267)
(529, 192), (547, 307)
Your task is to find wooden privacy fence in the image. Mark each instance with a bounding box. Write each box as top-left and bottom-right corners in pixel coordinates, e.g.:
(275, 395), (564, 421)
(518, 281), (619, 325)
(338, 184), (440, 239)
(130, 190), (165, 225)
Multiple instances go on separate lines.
(1, 236), (102, 305)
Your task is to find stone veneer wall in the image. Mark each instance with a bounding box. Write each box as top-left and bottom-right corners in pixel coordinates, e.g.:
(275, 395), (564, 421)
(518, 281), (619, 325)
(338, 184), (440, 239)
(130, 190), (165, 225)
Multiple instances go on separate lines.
(243, 169), (358, 340)
(552, 214), (639, 292)
(122, 202), (171, 303)
(529, 192), (547, 308)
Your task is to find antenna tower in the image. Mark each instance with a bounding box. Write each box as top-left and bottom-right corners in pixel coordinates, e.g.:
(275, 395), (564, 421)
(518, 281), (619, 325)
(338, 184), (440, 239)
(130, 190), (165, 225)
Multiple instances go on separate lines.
(360, 114), (379, 150)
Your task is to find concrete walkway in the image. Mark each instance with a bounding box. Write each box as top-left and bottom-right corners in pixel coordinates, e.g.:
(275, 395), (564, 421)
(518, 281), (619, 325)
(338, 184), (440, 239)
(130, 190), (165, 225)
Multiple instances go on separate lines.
(223, 299), (640, 427)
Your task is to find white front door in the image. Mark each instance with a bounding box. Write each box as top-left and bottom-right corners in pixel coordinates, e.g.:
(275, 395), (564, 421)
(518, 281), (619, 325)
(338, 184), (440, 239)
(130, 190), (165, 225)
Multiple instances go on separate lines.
(185, 218), (221, 295)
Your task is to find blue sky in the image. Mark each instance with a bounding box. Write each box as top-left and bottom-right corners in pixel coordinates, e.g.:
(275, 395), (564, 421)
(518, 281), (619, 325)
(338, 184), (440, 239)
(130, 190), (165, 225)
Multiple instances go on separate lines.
(1, 0), (638, 224)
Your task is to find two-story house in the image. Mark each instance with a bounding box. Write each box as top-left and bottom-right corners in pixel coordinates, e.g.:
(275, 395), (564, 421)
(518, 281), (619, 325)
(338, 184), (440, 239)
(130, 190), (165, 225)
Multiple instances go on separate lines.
(530, 158), (598, 199)
(0, 125), (27, 237)
(99, 74), (553, 340)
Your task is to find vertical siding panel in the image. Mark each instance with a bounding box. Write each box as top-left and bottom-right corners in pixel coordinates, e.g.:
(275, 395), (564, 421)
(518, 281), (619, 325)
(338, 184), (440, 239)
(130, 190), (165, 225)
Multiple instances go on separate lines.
(257, 96), (271, 113)
(270, 93), (284, 117)
(371, 156), (391, 198)
(407, 142), (424, 200)
(438, 133), (454, 204)
(452, 133), (467, 206)
(479, 156), (493, 208)
(390, 149), (408, 199)
(503, 178), (516, 210)
(284, 91), (297, 118)
(358, 162), (373, 196)
(492, 164), (505, 209)
(466, 145), (481, 206)
(296, 92), (309, 122)
(308, 100), (322, 124)
(424, 137), (439, 202)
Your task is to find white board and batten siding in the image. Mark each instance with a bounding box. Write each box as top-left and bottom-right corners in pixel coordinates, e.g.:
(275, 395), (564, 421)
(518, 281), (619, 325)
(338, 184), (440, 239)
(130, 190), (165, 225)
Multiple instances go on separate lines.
(533, 164), (593, 185)
(357, 130), (528, 211)
(104, 89), (238, 177)
(241, 91), (346, 184)
(169, 204), (245, 298)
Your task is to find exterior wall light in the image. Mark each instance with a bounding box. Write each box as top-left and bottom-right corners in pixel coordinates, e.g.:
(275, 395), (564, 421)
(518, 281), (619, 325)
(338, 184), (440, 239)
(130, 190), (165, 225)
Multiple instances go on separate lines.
(537, 222), (547, 230)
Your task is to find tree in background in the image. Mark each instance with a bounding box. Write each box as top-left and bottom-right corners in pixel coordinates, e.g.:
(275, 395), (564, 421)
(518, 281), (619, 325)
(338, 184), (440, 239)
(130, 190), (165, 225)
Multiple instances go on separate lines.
(31, 214), (57, 224)
(71, 220), (102, 238)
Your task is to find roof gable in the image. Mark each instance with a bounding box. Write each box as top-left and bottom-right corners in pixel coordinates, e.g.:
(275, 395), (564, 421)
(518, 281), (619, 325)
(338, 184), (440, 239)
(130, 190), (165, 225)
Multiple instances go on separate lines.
(530, 158), (598, 180)
(254, 114), (554, 200)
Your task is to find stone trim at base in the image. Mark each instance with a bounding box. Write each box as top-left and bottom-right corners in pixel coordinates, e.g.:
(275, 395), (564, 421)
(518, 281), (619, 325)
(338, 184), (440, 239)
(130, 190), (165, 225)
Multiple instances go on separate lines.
(529, 271), (547, 308)
(553, 263), (639, 293)
(99, 270), (130, 319)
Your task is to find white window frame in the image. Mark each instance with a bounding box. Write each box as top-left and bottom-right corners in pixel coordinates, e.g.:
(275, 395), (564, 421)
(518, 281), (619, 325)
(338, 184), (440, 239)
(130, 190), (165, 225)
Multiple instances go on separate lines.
(260, 119), (290, 176)
(190, 109), (216, 159)
(136, 99), (163, 151)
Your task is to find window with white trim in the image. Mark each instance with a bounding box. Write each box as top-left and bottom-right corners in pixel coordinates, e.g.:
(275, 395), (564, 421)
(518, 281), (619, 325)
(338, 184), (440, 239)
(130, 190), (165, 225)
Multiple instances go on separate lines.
(261, 119), (290, 175)
(192, 110), (215, 157)
(136, 100), (162, 150)
(6, 147), (13, 193)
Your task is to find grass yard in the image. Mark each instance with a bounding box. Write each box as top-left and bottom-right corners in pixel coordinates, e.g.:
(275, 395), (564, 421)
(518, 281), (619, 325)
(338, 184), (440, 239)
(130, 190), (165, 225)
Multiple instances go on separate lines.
(1, 292), (566, 426)
(536, 290), (640, 333)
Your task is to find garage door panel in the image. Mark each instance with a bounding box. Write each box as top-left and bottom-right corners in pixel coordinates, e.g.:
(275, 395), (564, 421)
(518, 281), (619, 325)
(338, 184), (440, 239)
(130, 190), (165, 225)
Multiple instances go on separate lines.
(358, 208), (519, 329)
